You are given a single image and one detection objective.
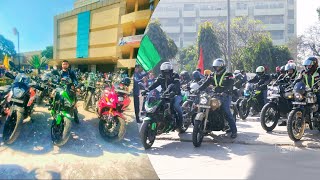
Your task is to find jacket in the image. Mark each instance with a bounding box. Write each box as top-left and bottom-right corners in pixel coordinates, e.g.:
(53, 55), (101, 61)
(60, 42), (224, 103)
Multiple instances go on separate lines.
(294, 68), (320, 88)
(248, 74), (271, 91)
(148, 73), (181, 95)
(198, 71), (234, 95)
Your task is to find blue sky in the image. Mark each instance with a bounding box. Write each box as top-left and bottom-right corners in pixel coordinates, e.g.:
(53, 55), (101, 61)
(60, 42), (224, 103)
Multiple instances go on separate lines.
(0, 0), (319, 53)
(0, 0), (74, 53)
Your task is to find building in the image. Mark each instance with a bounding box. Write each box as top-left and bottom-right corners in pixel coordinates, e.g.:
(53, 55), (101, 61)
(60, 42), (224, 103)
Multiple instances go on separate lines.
(151, 0), (297, 48)
(12, 50), (42, 70)
(52, 0), (159, 75)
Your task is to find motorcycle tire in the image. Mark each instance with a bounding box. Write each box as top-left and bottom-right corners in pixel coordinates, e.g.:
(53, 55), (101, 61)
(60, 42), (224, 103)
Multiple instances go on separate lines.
(260, 103), (279, 132)
(238, 99), (250, 120)
(36, 91), (44, 105)
(140, 121), (156, 149)
(287, 109), (305, 142)
(3, 110), (23, 144)
(192, 120), (204, 147)
(51, 118), (72, 146)
(99, 116), (126, 142)
(83, 91), (92, 111)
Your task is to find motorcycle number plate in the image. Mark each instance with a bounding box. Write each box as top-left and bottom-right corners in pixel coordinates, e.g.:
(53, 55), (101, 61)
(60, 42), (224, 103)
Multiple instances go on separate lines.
(11, 98), (24, 104)
(292, 102), (306, 105)
(197, 105), (210, 108)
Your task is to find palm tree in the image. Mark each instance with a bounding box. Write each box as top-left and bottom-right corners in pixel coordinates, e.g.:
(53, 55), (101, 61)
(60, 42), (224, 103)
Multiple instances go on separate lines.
(27, 55), (49, 74)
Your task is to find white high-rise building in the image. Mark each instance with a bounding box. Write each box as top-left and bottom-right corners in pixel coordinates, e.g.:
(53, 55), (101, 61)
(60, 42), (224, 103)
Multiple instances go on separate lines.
(151, 0), (297, 48)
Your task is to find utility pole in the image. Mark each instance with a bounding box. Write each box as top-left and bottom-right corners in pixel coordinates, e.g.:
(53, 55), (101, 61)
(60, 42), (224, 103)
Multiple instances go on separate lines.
(227, 0), (231, 72)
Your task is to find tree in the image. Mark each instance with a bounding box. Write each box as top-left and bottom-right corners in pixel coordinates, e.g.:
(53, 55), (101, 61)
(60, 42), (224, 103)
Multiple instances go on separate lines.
(197, 22), (221, 69)
(41, 46), (53, 59)
(317, 7), (320, 21)
(178, 45), (198, 73)
(145, 20), (178, 75)
(0, 34), (16, 61)
(298, 23), (320, 57)
(27, 55), (49, 74)
(212, 17), (270, 70)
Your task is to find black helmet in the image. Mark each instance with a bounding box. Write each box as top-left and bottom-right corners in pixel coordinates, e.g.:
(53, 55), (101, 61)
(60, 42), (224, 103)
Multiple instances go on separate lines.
(280, 66), (285, 74)
(303, 56), (318, 74)
(121, 77), (131, 86)
(192, 71), (201, 81)
(212, 58), (226, 75)
(180, 71), (190, 81)
(160, 62), (173, 78)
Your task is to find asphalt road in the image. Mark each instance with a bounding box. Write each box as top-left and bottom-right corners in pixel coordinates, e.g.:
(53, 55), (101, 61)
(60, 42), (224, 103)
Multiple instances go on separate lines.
(144, 116), (320, 180)
(0, 100), (158, 179)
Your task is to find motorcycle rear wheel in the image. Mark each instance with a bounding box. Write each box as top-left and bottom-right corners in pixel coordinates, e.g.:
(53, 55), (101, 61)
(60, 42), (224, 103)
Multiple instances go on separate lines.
(287, 109), (305, 142)
(51, 118), (72, 146)
(140, 121), (156, 149)
(3, 110), (23, 144)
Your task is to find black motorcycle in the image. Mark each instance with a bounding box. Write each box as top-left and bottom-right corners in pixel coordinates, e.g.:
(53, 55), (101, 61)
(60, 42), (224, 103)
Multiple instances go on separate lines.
(260, 83), (293, 132)
(83, 73), (97, 111)
(0, 85), (11, 116)
(36, 72), (53, 105)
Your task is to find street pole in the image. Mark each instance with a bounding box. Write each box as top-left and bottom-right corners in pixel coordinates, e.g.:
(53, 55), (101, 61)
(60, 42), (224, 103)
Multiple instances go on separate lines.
(18, 31), (20, 71)
(227, 0), (231, 72)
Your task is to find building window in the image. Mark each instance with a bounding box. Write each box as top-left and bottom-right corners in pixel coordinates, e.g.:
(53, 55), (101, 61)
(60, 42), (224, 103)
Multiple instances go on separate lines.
(288, 24), (294, 33)
(270, 30), (284, 40)
(184, 4), (195, 11)
(255, 15), (284, 24)
(288, 0), (294, 5)
(184, 33), (196, 38)
(288, 10), (294, 19)
(199, 4), (214, 10)
(255, 2), (268, 9)
(237, 3), (247, 10)
(184, 18), (196, 26)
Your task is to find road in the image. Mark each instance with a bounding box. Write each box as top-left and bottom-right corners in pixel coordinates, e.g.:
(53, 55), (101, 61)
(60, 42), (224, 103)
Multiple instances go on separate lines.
(0, 100), (158, 179)
(144, 116), (320, 179)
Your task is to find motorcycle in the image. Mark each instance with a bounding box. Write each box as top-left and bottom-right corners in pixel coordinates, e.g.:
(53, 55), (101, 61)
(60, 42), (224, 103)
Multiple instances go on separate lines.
(0, 85), (11, 116)
(192, 90), (229, 147)
(97, 82), (131, 142)
(287, 81), (320, 142)
(139, 84), (185, 149)
(83, 72), (97, 111)
(36, 72), (53, 105)
(50, 77), (79, 146)
(238, 82), (264, 120)
(2, 62), (42, 144)
(181, 82), (200, 128)
(260, 83), (293, 132)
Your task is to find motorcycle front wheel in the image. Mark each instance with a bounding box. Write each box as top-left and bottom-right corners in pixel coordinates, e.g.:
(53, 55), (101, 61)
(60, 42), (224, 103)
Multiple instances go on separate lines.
(99, 115), (126, 142)
(140, 121), (156, 149)
(287, 109), (305, 142)
(192, 120), (204, 147)
(3, 110), (23, 144)
(83, 91), (92, 111)
(51, 118), (72, 146)
(260, 103), (279, 132)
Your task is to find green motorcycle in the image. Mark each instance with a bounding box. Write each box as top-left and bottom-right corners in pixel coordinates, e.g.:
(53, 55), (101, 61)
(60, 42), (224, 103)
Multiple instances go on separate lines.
(50, 77), (79, 146)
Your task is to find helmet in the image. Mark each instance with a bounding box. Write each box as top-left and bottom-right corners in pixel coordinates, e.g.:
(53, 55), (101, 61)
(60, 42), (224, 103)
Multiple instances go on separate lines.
(121, 77), (131, 86)
(303, 56), (319, 74)
(204, 69), (212, 76)
(180, 70), (190, 81)
(280, 66), (285, 74)
(212, 58), (226, 75)
(192, 71), (201, 81)
(160, 62), (173, 77)
(234, 70), (240, 75)
(255, 66), (265, 76)
(285, 62), (296, 77)
(276, 66), (280, 73)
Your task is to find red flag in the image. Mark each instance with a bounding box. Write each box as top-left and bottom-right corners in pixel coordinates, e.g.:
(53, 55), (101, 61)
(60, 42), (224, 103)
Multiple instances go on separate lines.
(197, 47), (204, 74)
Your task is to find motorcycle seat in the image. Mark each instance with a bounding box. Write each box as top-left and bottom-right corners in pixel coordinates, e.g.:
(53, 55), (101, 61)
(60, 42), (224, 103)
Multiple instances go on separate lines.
(0, 85), (11, 93)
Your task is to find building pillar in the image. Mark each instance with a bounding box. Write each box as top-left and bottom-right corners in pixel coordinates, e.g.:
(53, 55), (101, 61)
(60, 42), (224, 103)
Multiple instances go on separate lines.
(134, 0), (139, 12)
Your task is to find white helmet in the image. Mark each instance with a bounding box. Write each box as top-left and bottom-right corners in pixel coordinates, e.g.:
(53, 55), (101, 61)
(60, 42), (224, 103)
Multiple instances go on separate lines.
(160, 62), (173, 77)
(212, 58), (226, 75)
(255, 66), (265, 76)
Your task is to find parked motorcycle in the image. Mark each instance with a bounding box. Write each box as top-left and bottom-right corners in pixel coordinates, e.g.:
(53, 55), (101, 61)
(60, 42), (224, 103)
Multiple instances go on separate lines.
(181, 82), (200, 128)
(83, 72), (97, 111)
(260, 83), (293, 132)
(238, 82), (265, 120)
(50, 77), (79, 146)
(0, 85), (11, 116)
(97, 82), (131, 142)
(2, 62), (42, 144)
(287, 81), (320, 141)
(36, 72), (53, 105)
(139, 84), (186, 149)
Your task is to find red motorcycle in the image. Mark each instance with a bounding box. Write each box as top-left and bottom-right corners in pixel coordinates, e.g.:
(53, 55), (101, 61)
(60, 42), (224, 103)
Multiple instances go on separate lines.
(97, 79), (131, 142)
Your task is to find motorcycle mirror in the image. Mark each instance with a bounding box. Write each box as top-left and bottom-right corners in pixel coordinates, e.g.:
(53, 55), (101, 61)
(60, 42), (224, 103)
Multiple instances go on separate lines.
(5, 71), (15, 79)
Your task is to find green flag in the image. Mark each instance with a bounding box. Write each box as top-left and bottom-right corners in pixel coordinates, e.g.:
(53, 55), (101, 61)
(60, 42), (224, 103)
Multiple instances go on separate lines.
(137, 35), (161, 72)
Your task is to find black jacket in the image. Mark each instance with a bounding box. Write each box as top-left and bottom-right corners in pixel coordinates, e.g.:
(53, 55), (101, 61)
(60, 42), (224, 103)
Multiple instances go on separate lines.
(294, 68), (320, 87)
(248, 74), (271, 91)
(52, 69), (78, 86)
(148, 73), (181, 95)
(198, 71), (234, 95)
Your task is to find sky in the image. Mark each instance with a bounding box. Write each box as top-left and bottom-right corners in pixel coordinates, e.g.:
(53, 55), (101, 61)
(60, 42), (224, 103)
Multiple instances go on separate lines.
(0, 0), (319, 53)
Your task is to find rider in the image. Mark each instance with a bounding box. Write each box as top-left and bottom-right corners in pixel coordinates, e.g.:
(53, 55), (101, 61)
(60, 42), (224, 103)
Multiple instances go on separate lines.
(248, 66), (271, 105)
(180, 70), (191, 87)
(278, 62), (298, 84)
(141, 62), (184, 132)
(196, 58), (238, 138)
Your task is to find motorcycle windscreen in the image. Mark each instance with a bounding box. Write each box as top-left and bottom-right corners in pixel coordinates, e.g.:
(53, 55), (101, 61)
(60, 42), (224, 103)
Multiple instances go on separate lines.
(145, 89), (161, 113)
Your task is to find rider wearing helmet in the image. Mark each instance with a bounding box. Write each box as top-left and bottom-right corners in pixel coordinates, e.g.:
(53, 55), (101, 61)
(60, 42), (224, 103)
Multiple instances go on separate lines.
(197, 58), (237, 138)
(142, 62), (184, 132)
(180, 70), (191, 86)
(248, 66), (271, 105)
(278, 62), (298, 84)
(192, 70), (202, 83)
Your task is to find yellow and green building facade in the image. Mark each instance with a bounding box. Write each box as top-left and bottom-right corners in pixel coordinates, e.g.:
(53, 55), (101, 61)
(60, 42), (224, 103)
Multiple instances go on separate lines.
(52, 0), (159, 75)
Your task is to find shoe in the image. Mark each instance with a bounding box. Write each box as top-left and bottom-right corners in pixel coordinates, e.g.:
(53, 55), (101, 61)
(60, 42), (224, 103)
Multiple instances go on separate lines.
(231, 132), (238, 139)
(278, 121), (287, 126)
(225, 129), (232, 133)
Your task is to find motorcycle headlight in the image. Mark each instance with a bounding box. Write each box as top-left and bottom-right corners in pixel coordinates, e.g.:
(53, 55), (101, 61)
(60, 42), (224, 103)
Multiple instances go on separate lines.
(200, 97), (208, 105)
(294, 93), (304, 101)
(13, 88), (25, 98)
(284, 92), (294, 99)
